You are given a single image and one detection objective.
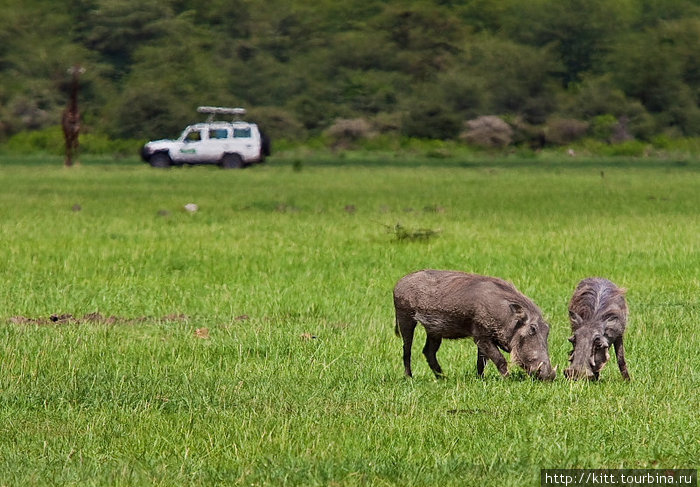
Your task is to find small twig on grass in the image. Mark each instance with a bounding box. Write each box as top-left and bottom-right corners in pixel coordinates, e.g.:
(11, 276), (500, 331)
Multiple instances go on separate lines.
(377, 222), (440, 242)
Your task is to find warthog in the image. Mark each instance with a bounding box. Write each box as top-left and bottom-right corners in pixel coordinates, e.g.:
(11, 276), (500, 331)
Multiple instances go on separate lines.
(393, 270), (556, 380)
(565, 277), (630, 380)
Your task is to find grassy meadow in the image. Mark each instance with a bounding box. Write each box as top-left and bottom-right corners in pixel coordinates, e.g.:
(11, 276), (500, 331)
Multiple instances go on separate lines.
(0, 153), (698, 486)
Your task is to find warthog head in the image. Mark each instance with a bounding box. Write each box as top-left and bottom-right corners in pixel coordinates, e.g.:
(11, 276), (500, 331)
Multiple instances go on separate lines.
(509, 303), (557, 381)
(564, 311), (611, 380)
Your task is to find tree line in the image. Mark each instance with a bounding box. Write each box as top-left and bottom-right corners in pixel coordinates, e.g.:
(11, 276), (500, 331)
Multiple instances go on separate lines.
(1, 0), (698, 146)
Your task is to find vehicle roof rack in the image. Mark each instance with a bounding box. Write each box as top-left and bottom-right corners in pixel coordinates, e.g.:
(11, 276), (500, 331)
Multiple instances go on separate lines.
(197, 106), (246, 122)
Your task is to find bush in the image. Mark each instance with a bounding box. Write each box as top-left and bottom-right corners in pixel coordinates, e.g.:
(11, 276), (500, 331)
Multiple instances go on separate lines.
(460, 116), (513, 148)
(506, 117), (546, 149)
(401, 103), (461, 140)
(81, 133), (144, 157)
(604, 140), (650, 157)
(591, 114), (618, 142)
(651, 135), (700, 153)
(2, 126), (143, 157)
(3, 126), (63, 155)
(573, 139), (650, 157)
(371, 112), (402, 135)
(1, 96), (56, 138)
(249, 106), (306, 142)
(545, 118), (589, 145)
(287, 95), (338, 132)
(324, 118), (375, 148)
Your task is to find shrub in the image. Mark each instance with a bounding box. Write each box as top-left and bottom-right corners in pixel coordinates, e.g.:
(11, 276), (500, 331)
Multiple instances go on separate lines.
(573, 139), (650, 157)
(591, 114), (618, 142)
(545, 118), (589, 145)
(460, 116), (513, 148)
(4, 126), (63, 155)
(650, 136), (700, 153)
(2, 126), (143, 157)
(506, 117), (546, 149)
(402, 103), (461, 140)
(324, 118), (374, 148)
(371, 112), (402, 135)
(81, 133), (144, 157)
(249, 106), (306, 142)
(606, 140), (650, 156)
(287, 95), (337, 132)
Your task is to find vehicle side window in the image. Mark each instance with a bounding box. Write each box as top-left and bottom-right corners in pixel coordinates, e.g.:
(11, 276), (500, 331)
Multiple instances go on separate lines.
(209, 128), (228, 139)
(185, 130), (203, 142)
(233, 127), (251, 138)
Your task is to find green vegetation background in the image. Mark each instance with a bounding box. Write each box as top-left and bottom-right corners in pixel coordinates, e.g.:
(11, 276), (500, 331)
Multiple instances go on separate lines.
(1, 0), (699, 149)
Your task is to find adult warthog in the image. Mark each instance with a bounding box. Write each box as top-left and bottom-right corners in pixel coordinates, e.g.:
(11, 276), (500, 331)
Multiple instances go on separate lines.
(393, 270), (556, 380)
(565, 277), (630, 380)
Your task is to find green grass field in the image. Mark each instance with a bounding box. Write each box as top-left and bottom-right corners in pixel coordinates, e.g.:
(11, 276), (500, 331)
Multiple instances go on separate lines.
(0, 154), (697, 486)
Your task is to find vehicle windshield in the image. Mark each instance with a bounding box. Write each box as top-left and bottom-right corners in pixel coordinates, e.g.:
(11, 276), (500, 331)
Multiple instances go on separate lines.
(181, 129), (203, 142)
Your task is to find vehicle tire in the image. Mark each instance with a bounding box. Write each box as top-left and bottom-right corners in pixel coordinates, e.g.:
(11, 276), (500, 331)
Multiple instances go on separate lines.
(261, 130), (271, 156)
(149, 152), (171, 168)
(221, 153), (243, 169)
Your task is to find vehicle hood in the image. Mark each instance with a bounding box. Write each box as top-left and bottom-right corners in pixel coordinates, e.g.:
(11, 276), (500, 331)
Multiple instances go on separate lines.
(144, 139), (179, 149)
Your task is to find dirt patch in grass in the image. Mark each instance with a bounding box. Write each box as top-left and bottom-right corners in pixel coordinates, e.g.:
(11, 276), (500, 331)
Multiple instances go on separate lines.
(8, 312), (188, 326)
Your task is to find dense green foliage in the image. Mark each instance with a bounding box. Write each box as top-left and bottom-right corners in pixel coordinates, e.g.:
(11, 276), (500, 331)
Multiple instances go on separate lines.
(1, 0), (699, 145)
(0, 155), (698, 485)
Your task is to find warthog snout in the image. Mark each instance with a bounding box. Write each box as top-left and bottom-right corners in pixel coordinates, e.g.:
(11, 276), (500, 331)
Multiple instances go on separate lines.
(564, 366), (597, 380)
(536, 363), (557, 381)
(565, 321), (612, 381)
(512, 322), (556, 381)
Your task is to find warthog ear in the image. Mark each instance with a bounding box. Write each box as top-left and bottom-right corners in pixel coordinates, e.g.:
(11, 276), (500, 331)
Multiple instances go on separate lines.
(509, 303), (531, 332)
(602, 313), (619, 324)
(509, 302), (527, 320)
(593, 335), (610, 349)
(569, 310), (583, 327)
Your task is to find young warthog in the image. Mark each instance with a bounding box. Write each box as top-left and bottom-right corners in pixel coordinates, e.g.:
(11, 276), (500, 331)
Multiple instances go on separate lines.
(565, 277), (630, 380)
(393, 270), (556, 380)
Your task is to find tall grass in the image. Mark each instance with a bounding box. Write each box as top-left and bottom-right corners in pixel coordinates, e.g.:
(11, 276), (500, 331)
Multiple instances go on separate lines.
(0, 155), (697, 486)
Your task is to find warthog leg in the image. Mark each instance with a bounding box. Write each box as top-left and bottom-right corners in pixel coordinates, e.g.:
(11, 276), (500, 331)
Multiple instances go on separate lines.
(423, 334), (444, 378)
(396, 311), (417, 377)
(477, 348), (488, 376)
(613, 336), (630, 380)
(475, 339), (509, 377)
(476, 347), (489, 377)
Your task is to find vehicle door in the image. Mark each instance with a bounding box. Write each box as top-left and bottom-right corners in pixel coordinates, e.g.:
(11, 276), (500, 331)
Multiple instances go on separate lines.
(202, 127), (231, 163)
(231, 125), (258, 161)
(174, 128), (207, 163)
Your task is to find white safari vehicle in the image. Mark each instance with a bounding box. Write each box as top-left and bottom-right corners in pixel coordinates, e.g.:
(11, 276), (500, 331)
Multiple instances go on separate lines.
(141, 106), (270, 168)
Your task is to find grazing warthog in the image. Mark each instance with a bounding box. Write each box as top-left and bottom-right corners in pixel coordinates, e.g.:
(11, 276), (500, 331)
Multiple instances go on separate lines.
(393, 270), (556, 380)
(565, 277), (630, 381)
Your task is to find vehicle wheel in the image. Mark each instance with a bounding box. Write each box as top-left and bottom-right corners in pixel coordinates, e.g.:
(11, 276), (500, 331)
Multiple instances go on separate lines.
(261, 131), (271, 156)
(221, 153), (243, 169)
(149, 152), (171, 168)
